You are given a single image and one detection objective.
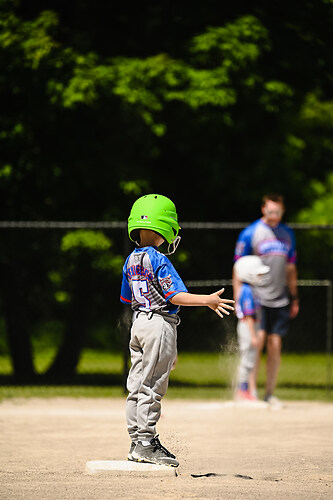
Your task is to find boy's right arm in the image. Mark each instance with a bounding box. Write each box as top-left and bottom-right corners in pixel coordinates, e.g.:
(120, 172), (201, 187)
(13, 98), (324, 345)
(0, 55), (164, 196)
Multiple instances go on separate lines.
(169, 289), (234, 319)
(120, 264), (132, 304)
(232, 266), (242, 302)
(233, 226), (253, 301)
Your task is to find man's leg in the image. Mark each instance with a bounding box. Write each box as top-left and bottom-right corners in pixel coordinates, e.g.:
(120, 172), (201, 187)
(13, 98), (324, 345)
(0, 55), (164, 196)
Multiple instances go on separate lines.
(264, 305), (289, 399)
(265, 333), (282, 396)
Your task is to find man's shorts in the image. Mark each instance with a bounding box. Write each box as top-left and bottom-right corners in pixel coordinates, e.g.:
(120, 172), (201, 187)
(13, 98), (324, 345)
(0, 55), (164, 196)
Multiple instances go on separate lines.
(260, 305), (290, 337)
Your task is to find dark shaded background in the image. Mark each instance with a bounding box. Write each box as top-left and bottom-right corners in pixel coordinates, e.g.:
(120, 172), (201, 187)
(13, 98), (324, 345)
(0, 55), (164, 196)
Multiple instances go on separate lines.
(0, 0), (332, 381)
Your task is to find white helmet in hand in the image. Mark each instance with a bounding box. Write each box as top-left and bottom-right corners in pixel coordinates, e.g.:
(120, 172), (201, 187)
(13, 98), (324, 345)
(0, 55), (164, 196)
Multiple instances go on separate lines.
(234, 255), (271, 287)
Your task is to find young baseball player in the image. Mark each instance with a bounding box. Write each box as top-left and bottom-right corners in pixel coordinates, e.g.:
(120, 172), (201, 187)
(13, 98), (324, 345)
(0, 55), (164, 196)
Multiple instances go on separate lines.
(234, 256), (270, 401)
(120, 194), (234, 467)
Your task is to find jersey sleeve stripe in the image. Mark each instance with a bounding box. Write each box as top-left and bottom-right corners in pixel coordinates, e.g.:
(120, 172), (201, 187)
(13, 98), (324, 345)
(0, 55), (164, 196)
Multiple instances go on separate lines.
(120, 295), (132, 303)
(164, 290), (187, 299)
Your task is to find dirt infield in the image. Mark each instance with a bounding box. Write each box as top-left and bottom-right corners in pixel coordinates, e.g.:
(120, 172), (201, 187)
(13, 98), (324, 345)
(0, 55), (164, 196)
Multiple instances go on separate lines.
(0, 397), (332, 499)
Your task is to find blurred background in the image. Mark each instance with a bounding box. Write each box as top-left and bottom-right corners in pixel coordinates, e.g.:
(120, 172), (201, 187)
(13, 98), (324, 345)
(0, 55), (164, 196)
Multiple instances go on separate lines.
(0, 0), (332, 391)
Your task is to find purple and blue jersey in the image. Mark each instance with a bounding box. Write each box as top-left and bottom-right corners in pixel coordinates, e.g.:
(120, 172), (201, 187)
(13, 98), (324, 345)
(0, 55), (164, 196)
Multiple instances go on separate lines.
(120, 246), (188, 315)
(234, 218), (297, 308)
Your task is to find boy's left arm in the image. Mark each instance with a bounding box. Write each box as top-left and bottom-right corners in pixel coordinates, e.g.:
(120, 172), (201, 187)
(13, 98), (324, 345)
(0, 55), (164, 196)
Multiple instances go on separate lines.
(169, 289), (234, 318)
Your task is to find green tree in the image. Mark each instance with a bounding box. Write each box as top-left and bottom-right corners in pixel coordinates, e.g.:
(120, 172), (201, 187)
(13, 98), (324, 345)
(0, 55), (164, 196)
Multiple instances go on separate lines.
(1, 0), (333, 379)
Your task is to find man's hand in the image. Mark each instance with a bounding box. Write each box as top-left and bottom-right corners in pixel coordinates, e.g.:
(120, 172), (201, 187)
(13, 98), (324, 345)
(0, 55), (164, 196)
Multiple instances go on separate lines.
(290, 299), (299, 319)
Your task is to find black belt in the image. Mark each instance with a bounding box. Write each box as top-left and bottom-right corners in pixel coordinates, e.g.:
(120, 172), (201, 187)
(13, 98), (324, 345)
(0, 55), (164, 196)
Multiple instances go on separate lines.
(134, 310), (180, 325)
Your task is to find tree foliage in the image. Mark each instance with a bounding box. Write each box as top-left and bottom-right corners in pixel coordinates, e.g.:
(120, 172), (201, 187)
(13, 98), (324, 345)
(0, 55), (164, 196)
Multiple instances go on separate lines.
(0, 0), (333, 379)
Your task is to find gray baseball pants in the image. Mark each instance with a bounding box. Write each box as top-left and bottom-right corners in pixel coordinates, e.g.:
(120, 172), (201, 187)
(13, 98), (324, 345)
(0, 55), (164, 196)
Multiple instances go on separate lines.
(237, 320), (258, 384)
(126, 312), (178, 442)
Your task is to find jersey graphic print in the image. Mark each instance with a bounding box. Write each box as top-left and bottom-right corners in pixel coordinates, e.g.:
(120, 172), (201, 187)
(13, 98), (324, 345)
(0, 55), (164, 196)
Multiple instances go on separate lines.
(257, 238), (292, 258)
(159, 275), (172, 292)
(234, 219), (296, 263)
(120, 246), (188, 315)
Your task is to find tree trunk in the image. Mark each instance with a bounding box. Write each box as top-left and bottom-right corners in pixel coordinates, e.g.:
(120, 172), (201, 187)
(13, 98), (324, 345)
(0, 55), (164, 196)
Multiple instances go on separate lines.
(44, 264), (91, 383)
(2, 263), (35, 382)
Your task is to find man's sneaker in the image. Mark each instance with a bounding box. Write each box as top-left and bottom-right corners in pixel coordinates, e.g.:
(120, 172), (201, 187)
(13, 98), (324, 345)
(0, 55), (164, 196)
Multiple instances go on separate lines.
(127, 441), (137, 461)
(132, 435), (179, 467)
(264, 394), (284, 408)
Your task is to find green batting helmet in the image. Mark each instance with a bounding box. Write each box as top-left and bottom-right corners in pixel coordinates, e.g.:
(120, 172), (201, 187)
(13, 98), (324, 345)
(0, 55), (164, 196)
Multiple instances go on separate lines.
(128, 194), (180, 244)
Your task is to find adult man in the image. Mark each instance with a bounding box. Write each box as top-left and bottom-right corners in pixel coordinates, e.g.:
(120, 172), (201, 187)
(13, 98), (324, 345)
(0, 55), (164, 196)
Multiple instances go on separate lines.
(233, 194), (299, 404)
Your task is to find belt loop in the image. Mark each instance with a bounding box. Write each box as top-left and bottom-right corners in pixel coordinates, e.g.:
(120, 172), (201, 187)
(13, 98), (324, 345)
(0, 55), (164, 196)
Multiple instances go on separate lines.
(147, 311), (153, 320)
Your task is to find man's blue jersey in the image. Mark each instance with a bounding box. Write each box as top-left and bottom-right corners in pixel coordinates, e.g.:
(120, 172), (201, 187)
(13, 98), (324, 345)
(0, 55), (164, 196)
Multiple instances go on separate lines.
(234, 218), (297, 307)
(120, 246), (188, 315)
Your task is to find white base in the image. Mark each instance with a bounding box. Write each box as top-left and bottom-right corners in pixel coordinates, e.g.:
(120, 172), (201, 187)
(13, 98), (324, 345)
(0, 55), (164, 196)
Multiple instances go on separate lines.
(86, 460), (177, 476)
(192, 400), (269, 410)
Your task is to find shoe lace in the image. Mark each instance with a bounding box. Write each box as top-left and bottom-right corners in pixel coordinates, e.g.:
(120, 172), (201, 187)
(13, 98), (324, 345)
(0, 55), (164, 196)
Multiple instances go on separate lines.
(150, 435), (175, 458)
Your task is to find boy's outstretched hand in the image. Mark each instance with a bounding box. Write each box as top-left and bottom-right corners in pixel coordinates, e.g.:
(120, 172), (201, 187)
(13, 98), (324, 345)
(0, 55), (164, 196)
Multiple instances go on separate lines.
(208, 288), (235, 318)
(169, 289), (234, 318)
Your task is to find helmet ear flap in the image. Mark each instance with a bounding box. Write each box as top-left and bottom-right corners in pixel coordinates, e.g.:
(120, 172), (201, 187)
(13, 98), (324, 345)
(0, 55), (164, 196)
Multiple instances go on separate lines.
(130, 229), (140, 243)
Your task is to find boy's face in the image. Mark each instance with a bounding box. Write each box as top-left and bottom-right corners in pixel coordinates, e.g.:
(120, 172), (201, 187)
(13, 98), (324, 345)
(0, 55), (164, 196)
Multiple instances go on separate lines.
(261, 200), (284, 228)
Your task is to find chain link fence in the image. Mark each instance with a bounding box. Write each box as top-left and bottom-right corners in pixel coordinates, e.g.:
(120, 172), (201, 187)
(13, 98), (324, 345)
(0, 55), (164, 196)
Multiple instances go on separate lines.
(0, 221), (331, 389)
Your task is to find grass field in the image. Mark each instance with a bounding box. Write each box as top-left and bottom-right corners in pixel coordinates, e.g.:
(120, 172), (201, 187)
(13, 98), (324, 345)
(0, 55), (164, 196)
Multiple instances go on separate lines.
(0, 350), (331, 401)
